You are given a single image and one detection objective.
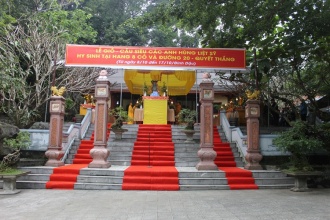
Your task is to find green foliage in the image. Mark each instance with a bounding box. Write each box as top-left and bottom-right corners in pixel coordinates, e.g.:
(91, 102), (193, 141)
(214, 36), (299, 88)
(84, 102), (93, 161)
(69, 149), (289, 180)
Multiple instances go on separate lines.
(109, 107), (128, 130)
(37, 9), (97, 43)
(0, 165), (24, 174)
(3, 131), (31, 150)
(65, 98), (75, 110)
(161, 82), (167, 93)
(143, 82), (149, 93)
(176, 108), (197, 130)
(141, 0), (330, 124)
(273, 121), (329, 171)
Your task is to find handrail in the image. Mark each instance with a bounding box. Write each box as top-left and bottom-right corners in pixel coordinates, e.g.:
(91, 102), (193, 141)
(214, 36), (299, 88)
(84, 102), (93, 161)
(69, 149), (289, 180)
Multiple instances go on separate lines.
(220, 110), (247, 161)
(60, 109), (92, 162)
(61, 124), (80, 162)
(77, 108), (92, 139)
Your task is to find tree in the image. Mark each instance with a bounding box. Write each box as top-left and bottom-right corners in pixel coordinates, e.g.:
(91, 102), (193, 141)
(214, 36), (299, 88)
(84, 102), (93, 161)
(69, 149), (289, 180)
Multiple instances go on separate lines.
(0, 1), (98, 128)
(80, 0), (149, 45)
(141, 0), (330, 123)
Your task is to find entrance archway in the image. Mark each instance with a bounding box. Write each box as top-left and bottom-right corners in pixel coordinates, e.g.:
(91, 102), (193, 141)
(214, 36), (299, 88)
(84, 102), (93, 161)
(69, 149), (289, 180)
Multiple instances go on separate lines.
(65, 44), (246, 168)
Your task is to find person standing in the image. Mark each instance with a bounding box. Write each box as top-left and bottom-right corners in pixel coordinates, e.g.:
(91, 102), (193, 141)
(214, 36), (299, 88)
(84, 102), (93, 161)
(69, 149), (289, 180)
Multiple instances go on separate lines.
(300, 100), (307, 121)
(128, 103), (134, 124)
(270, 99), (279, 126)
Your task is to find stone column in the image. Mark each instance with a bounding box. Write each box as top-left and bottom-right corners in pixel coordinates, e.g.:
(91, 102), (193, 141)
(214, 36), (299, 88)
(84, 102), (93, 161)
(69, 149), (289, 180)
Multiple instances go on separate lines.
(196, 73), (218, 170)
(89, 70), (111, 168)
(45, 96), (65, 167)
(244, 99), (263, 170)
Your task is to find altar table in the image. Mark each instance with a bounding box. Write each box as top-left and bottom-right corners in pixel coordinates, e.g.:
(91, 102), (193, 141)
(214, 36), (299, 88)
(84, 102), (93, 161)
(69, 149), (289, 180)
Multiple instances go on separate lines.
(134, 108), (174, 124)
(134, 108), (144, 123)
(143, 97), (168, 124)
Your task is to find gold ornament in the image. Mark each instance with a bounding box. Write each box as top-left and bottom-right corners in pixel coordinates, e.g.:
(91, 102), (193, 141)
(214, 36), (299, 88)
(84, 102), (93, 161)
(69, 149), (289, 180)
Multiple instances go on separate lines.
(51, 86), (66, 96)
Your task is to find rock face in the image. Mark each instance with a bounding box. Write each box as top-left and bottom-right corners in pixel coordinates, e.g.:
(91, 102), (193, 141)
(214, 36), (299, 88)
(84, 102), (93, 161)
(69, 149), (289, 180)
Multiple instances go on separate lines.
(29, 122), (49, 130)
(0, 122), (20, 156)
(0, 122), (19, 140)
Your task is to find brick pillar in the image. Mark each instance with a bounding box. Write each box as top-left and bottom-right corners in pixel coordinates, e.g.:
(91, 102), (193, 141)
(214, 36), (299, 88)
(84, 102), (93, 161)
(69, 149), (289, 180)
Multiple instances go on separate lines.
(45, 96), (65, 167)
(244, 99), (263, 170)
(196, 73), (218, 170)
(89, 70), (110, 168)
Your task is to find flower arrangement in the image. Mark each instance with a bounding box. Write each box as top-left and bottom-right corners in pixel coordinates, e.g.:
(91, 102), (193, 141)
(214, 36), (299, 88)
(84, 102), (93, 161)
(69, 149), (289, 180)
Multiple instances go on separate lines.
(83, 94), (94, 104)
(143, 82), (149, 95)
(135, 96), (143, 108)
(161, 82), (167, 93)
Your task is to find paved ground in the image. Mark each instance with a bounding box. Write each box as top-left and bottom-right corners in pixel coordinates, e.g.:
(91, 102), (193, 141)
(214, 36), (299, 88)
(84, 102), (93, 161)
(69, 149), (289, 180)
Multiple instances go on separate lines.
(1, 189), (330, 220)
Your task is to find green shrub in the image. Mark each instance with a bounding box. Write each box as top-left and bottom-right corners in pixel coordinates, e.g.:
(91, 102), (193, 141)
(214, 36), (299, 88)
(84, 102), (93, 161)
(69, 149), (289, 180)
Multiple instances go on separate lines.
(109, 107), (128, 130)
(273, 120), (329, 171)
(3, 131), (31, 150)
(176, 108), (197, 130)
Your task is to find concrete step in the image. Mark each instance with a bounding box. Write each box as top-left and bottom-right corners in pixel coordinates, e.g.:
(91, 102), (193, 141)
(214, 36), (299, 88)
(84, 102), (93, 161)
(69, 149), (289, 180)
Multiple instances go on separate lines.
(74, 183), (122, 190)
(108, 156), (132, 161)
(14, 165), (295, 190)
(180, 178), (228, 185)
(17, 181), (46, 189)
(180, 185), (230, 190)
(15, 125), (293, 191)
(108, 160), (131, 166)
(77, 175), (123, 184)
(254, 177), (295, 185)
(18, 174), (50, 182)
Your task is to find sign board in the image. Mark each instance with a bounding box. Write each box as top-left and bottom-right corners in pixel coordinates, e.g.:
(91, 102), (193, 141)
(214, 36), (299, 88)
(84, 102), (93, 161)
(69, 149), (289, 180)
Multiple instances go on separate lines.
(65, 44), (246, 70)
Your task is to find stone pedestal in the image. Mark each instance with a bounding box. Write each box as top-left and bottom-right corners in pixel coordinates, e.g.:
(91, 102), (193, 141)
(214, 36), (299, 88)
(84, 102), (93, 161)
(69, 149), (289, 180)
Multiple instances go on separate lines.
(285, 171), (323, 192)
(113, 129), (128, 140)
(89, 70), (111, 168)
(0, 172), (30, 195)
(196, 76), (218, 170)
(182, 130), (195, 143)
(45, 96), (65, 167)
(244, 100), (263, 170)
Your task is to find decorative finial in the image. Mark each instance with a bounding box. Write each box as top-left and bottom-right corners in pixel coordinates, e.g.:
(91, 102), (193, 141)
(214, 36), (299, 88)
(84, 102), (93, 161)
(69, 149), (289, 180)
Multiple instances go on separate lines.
(202, 72), (211, 81)
(98, 69), (108, 80)
(245, 90), (260, 100)
(51, 86), (66, 96)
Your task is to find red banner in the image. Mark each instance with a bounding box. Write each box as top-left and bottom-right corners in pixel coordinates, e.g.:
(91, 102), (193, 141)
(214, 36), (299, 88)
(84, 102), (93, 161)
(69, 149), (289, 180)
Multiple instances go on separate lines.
(65, 44), (246, 70)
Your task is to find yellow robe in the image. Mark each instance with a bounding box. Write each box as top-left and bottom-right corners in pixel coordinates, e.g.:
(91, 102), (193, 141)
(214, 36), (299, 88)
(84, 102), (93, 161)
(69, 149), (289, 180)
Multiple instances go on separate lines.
(128, 104), (134, 124)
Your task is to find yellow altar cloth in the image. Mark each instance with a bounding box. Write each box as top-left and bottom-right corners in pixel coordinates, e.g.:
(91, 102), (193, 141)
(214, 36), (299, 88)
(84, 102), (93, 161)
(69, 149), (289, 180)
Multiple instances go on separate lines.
(143, 96), (168, 124)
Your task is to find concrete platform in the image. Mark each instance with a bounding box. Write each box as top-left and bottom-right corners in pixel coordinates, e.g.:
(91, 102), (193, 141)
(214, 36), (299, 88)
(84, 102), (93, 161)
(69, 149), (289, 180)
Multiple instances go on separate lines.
(1, 189), (329, 220)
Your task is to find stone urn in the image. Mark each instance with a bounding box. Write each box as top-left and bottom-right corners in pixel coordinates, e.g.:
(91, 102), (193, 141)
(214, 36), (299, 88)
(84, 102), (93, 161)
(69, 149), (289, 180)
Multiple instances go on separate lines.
(111, 128), (128, 140)
(181, 129), (195, 143)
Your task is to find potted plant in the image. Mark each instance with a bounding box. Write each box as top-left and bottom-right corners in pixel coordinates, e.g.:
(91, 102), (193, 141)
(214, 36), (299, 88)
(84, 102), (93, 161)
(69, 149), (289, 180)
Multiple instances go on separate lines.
(176, 108), (197, 143)
(0, 131), (31, 194)
(143, 82), (149, 96)
(273, 120), (329, 191)
(108, 107), (128, 140)
(161, 82), (167, 96)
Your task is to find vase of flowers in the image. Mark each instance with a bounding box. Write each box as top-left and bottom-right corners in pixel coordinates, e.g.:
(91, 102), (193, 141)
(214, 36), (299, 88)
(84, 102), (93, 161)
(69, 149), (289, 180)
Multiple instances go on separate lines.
(161, 82), (167, 96)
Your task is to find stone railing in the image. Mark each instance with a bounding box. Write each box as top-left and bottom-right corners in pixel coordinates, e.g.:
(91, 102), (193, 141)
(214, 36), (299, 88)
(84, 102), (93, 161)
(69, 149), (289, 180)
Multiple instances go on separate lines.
(219, 110), (287, 157)
(78, 108), (92, 139)
(61, 124), (80, 162)
(19, 129), (49, 151)
(21, 108), (92, 156)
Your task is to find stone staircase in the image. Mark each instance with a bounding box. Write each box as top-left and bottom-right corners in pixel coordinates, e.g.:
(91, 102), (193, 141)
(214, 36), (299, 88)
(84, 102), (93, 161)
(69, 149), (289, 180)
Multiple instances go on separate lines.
(15, 124), (294, 190)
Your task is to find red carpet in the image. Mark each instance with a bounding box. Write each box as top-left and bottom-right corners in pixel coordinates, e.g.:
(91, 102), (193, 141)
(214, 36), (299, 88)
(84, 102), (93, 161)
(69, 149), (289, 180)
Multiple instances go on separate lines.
(73, 128), (110, 164)
(45, 164), (87, 189)
(213, 127), (258, 190)
(46, 124), (111, 190)
(122, 124), (179, 190)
